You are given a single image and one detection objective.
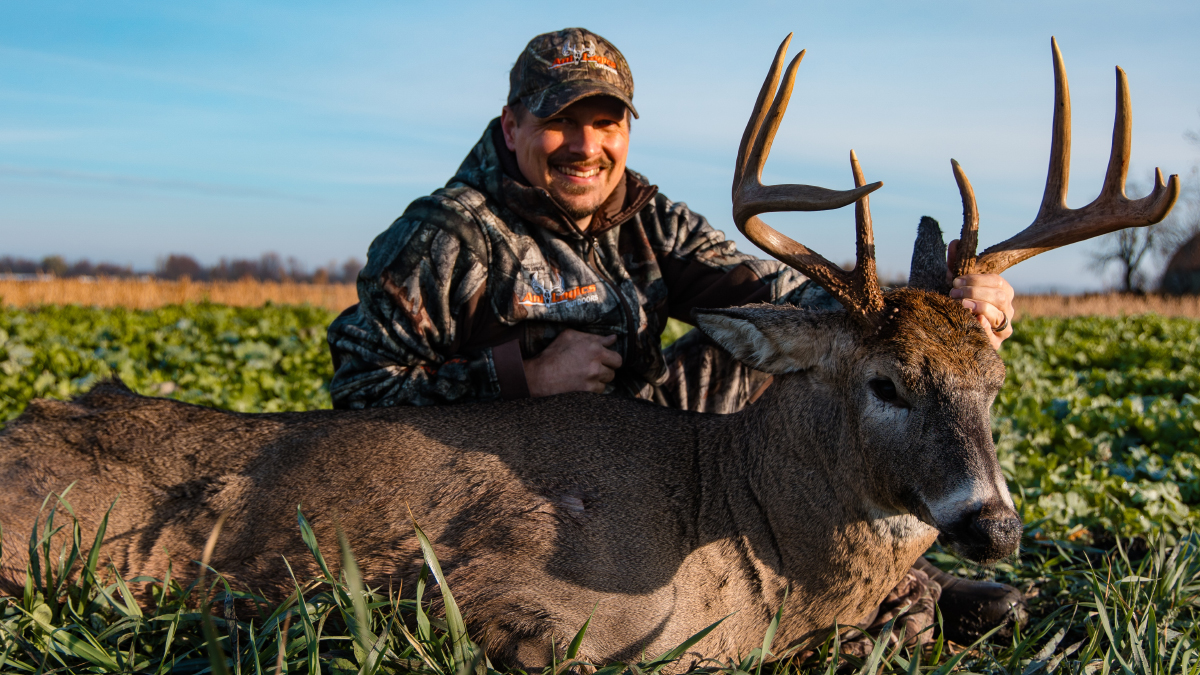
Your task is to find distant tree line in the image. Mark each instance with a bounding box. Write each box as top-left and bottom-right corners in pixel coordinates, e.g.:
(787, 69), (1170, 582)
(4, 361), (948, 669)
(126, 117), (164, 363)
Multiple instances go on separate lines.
(0, 253), (363, 284)
(0, 255), (138, 278)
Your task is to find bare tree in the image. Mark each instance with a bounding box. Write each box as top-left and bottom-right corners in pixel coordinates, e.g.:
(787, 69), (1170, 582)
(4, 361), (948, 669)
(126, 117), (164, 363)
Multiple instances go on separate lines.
(40, 255), (68, 277)
(1090, 174), (1194, 292)
(1156, 116), (1200, 293)
(156, 254), (205, 281)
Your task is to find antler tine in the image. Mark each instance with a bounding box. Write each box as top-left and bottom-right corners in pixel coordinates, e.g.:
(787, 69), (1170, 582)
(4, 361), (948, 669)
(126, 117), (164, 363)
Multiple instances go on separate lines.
(1039, 36), (1072, 218)
(1101, 65), (1132, 200)
(974, 37), (1180, 275)
(850, 150), (884, 312)
(732, 36), (885, 316)
(950, 159), (980, 277)
(734, 34), (791, 199)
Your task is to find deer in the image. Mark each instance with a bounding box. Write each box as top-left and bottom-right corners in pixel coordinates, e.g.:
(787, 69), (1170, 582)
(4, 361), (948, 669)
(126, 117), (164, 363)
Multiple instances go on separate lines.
(0, 36), (1178, 669)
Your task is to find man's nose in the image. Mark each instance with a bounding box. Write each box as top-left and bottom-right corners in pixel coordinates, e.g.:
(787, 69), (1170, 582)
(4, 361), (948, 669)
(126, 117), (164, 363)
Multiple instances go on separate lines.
(567, 124), (603, 158)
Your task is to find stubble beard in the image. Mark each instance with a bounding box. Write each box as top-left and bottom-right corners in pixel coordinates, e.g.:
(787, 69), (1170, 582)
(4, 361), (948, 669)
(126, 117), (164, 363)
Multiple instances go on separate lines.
(548, 154), (616, 222)
(552, 181), (606, 221)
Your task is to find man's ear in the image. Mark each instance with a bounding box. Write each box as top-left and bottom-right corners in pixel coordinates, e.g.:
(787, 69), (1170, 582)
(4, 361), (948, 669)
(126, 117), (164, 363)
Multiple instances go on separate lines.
(500, 105), (520, 151)
(693, 304), (848, 374)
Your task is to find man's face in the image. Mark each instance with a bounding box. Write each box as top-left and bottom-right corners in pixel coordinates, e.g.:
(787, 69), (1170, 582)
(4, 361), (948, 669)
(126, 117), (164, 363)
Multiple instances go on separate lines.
(501, 96), (630, 229)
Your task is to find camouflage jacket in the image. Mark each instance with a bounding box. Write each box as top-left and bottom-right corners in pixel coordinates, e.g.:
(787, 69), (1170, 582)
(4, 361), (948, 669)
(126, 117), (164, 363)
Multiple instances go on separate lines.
(326, 118), (825, 409)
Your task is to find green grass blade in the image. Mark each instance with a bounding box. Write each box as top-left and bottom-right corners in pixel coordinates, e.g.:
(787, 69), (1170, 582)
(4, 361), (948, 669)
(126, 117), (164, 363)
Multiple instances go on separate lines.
(50, 492), (83, 601)
(415, 563), (431, 643)
(357, 615), (395, 675)
(247, 621), (264, 675)
(26, 495), (50, 599)
(153, 609), (183, 675)
(282, 556), (319, 675)
(47, 626), (121, 670)
(646, 614), (728, 674)
(337, 526), (378, 665)
(453, 643), (485, 675)
(112, 567), (145, 619)
(855, 612), (898, 675)
(566, 602), (599, 662)
(930, 624), (1003, 675)
(296, 506), (336, 585)
(79, 499), (115, 612)
(757, 587), (787, 675)
(396, 620), (442, 673)
(411, 515), (474, 670)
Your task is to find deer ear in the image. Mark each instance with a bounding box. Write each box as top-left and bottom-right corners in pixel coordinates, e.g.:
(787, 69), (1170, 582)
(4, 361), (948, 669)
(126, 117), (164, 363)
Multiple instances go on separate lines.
(908, 216), (952, 294)
(693, 304), (845, 374)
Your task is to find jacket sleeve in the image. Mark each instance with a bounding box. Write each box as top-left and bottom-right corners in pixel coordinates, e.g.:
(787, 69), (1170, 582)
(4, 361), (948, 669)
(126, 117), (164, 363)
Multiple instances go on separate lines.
(649, 195), (841, 318)
(326, 195), (528, 408)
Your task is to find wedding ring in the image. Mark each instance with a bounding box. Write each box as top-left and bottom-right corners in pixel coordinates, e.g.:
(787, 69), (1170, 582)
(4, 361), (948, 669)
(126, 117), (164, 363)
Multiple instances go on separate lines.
(993, 311), (1010, 333)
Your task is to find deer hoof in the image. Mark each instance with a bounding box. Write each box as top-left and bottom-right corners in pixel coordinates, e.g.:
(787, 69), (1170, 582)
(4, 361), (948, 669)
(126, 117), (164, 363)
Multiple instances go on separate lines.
(915, 557), (1029, 645)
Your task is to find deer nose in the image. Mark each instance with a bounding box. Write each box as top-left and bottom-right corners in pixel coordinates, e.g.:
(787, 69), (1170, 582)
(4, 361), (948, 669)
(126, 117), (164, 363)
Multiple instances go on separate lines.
(962, 502), (1022, 564)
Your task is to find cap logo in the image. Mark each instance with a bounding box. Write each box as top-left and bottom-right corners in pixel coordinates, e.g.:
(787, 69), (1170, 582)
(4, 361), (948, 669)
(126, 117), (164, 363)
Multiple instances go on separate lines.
(550, 39), (618, 73)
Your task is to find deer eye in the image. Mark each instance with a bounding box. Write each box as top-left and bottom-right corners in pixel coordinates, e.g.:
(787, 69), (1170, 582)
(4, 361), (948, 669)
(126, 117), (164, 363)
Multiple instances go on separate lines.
(869, 378), (906, 406)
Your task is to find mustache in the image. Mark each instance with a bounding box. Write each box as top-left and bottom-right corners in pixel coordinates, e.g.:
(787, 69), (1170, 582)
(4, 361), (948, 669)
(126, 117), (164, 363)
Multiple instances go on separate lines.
(549, 153), (614, 171)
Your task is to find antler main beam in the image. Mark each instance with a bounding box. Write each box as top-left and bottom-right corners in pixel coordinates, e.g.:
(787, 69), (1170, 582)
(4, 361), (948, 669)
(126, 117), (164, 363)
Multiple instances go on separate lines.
(953, 37), (1179, 276)
(733, 34), (885, 317)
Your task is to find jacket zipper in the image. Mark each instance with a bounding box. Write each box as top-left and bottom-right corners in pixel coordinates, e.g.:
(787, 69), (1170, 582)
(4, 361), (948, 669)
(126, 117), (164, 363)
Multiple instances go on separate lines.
(586, 235), (640, 369)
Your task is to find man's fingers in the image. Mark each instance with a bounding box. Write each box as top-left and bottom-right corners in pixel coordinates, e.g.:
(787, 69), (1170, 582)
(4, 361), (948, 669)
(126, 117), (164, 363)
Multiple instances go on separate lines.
(598, 348), (623, 370)
(946, 270), (1014, 351)
(596, 364), (616, 385)
(945, 239), (959, 283)
(961, 299), (1007, 332)
(599, 333), (618, 346)
(952, 274), (1006, 289)
(951, 285), (1012, 309)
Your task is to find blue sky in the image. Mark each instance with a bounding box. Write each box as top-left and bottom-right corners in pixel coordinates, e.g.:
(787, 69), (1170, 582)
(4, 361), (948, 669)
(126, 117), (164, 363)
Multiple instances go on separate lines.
(2, 1), (1198, 291)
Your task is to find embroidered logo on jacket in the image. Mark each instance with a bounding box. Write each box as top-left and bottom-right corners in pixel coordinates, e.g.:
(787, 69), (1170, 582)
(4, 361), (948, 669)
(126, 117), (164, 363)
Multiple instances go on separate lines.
(550, 40), (618, 73)
(517, 272), (598, 307)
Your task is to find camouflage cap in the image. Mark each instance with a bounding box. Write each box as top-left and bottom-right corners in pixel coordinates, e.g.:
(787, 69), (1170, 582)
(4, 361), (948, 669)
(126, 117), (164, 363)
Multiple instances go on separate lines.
(508, 28), (638, 119)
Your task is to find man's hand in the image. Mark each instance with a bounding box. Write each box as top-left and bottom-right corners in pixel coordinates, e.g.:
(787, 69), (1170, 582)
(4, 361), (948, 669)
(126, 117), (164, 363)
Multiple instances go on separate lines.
(523, 329), (623, 397)
(947, 240), (1016, 351)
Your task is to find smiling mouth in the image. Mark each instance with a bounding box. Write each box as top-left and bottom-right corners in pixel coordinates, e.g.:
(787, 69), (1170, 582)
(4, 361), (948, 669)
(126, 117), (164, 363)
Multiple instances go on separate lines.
(554, 165), (603, 179)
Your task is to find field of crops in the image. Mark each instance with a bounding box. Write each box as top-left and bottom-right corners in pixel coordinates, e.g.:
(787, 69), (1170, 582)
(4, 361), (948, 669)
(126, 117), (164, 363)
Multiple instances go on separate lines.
(1, 303), (1199, 673)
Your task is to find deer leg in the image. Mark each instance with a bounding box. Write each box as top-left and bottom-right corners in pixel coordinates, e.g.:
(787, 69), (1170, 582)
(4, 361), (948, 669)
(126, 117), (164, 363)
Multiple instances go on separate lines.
(913, 556), (1028, 644)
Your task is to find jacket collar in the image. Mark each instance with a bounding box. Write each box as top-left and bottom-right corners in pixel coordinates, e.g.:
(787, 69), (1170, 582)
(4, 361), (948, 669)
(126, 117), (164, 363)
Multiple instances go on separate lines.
(451, 117), (658, 238)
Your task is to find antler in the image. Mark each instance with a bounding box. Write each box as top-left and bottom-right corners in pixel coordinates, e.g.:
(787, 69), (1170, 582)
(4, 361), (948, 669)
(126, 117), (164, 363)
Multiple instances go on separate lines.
(733, 34), (884, 317)
(951, 37), (1179, 276)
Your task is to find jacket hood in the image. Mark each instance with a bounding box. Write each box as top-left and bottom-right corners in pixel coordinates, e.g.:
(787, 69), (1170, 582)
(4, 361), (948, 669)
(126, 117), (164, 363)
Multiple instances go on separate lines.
(450, 117), (657, 237)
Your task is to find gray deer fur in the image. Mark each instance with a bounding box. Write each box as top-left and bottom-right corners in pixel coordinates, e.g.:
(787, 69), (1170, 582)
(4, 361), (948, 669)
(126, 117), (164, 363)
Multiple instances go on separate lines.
(908, 216), (953, 295)
(0, 275), (1020, 668)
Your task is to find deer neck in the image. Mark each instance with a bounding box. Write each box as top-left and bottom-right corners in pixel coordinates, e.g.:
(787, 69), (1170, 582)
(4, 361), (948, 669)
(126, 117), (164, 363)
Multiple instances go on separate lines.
(698, 373), (937, 622)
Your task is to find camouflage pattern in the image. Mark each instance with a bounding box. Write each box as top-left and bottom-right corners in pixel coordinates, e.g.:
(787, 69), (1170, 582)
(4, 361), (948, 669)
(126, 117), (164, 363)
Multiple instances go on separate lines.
(641, 328), (774, 414)
(326, 118), (831, 409)
(508, 28), (638, 119)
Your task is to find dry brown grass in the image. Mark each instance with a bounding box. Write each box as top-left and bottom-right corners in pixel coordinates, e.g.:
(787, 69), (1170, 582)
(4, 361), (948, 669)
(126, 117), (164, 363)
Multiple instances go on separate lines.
(0, 277), (358, 312)
(1016, 293), (1200, 318)
(3, 279), (1200, 318)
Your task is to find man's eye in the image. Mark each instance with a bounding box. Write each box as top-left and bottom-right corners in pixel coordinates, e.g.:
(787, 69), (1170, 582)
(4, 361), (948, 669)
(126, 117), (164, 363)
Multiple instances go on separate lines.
(869, 378), (906, 406)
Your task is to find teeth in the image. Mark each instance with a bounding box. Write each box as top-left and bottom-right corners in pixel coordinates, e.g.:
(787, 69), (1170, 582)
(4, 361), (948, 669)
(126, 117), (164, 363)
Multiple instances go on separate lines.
(556, 166), (601, 178)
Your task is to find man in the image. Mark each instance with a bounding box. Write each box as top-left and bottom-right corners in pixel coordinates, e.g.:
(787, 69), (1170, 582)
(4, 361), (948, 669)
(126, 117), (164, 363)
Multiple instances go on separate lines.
(327, 27), (1022, 644)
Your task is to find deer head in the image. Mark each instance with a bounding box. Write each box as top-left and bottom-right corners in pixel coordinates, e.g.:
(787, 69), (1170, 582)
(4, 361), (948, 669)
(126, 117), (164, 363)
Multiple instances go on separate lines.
(695, 35), (1179, 565)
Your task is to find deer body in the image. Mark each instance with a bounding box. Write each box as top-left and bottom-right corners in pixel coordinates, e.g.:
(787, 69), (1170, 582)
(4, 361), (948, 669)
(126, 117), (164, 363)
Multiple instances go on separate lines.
(0, 291), (1005, 665)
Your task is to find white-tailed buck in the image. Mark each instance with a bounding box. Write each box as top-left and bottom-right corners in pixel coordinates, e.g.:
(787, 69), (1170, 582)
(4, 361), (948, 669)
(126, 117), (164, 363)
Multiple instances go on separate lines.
(0, 36), (1178, 667)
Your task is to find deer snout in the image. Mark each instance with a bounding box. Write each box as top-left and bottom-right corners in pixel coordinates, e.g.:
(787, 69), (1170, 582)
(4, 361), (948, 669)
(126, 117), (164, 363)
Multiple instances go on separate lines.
(945, 501), (1022, 565)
